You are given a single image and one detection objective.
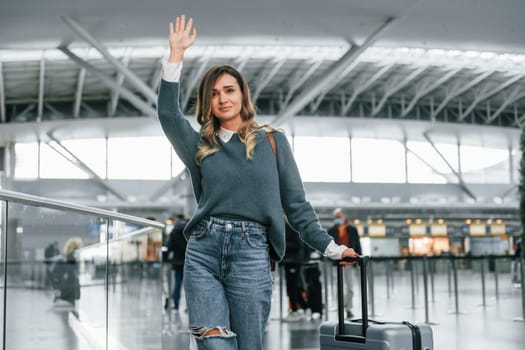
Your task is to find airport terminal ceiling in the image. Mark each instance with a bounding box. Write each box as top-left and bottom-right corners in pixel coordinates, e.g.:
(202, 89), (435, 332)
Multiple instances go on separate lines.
(0, 0), (524, 219)
(0, 0), (524, 140)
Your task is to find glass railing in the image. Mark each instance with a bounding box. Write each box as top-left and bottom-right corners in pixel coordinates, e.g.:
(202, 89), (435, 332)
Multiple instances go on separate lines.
(0, 190), (164, 350)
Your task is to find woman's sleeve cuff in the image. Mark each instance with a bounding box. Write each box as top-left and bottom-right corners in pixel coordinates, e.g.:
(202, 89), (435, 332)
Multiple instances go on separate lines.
(161, 60), (183, 82)
(324, 240), (347, 260)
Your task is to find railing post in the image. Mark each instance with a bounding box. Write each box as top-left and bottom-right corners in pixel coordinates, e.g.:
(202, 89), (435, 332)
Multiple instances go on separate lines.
(518, 256), (525, 322)
(494, 256), (499, 301)
(2, 201), (8, 350)
(519, 255), (525, 321)
(389, 260), (395, 292)
(386, 260), (391, 299)
(423, 256), (438, 325)
(449, 256), (462, 315)
(430, 257), (435, 303)
(369, 259), (376, 316)
(423, 256), (430, 323)
(480, 255), (487, 307)
(447, 257), (452, 296)
(329, 259), (336, 309)
(278, 264), (284, 322)
(410, 257), (416, 309)
(514, 255), (525, 322)
(322, 260), (329, 321)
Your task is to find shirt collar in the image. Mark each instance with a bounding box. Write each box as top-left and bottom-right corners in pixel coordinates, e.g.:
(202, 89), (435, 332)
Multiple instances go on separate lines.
(217, 127), (236, 142)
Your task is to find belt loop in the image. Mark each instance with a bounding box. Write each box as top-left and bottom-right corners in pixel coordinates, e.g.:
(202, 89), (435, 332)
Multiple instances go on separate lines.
(241, 221), (246, 234)
(207, 217), (212, 230)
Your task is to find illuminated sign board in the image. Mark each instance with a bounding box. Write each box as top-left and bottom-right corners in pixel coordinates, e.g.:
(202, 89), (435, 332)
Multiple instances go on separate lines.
(368, 224), (386, 237)
(431, 224), (448, 237)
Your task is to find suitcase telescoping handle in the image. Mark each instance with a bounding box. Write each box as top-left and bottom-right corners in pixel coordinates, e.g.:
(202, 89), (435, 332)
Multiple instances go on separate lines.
(336, 255), (370, 343)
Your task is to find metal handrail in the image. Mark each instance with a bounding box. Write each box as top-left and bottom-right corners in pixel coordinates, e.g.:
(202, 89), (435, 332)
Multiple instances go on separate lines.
(0, 189), (164, 229)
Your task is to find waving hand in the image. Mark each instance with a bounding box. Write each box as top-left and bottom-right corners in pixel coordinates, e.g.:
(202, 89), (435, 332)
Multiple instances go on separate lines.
(169, 15), (197, 62)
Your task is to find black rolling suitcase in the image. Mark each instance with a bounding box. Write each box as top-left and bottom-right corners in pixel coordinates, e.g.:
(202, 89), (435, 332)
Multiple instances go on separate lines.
(320, 256), (433, 350)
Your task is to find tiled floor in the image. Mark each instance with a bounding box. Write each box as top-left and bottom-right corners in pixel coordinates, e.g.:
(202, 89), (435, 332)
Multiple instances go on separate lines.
(163, 261), (525, 350)
(2, 261), (525, 349)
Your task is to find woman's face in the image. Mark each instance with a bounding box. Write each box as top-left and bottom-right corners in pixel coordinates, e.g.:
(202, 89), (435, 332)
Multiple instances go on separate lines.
(211, 73), (243, 130)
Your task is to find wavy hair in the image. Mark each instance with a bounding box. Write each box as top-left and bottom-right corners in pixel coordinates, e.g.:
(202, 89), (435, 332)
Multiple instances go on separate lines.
(63, 237), (83, 257)
(194, 65), (275, 165)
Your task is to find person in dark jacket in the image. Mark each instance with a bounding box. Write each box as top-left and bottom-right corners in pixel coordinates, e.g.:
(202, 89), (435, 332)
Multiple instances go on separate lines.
(167, 214), (187, 311)
(328, 208), (362, 318)
(512, 239), (522, 284)
(283, 220), (309, 321)
(53, 237), (82, 306)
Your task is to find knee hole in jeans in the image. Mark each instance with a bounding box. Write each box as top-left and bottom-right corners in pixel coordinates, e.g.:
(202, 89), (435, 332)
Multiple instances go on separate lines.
(191, 326), (236, 339)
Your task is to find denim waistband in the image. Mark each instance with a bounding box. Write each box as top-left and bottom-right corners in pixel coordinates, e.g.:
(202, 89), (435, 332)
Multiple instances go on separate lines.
(201, 216), (267, 233)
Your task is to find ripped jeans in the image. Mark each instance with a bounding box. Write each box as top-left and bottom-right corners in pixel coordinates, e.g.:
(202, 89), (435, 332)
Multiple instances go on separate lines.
(184, 216), (273, 350)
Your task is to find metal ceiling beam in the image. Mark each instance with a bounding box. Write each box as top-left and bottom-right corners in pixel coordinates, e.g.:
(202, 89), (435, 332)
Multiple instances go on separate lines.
(150, 58), (164, 93)
(149, 168), (188, 201)
(485, 86), (525, 124)
(458, 73), (525, 121)
(46, 132), (128, 201)
(80, 102), (100, 117)
(423, 132), (477, 201)
(109, 48), (131, 116)
(73, 68), (86, 118)
(282, 59), (323, 108)
(401, 68), (461, 118)
(430, 70), (493, 120)
(271, 17), (396, 126)
(372, 66), (426, 116)
(181, 56), (210, 111)
(37, 56), (45, 122)
(253, 58), (286, 104)
(61, 16), (157, 104)
(233, 52), (252, 73)
(0, 61), (5, 123)
(59, 46), (156, 116)
(500, 185), (518, 199)
(44, 103), (63, 118)
(517, 111), (525, 126)
(341, 64), (393, 115)
(14, 104), (35, 121)
(310, 90), (329, 111)
(405, 145), (454, 182)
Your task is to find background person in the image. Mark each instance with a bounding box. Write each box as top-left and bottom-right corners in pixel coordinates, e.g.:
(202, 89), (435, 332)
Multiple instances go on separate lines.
(328, 208), (362, 318)
(52, 237), (83, 306)
(282, 219), (309, 321)
(167, 214), (188, 311)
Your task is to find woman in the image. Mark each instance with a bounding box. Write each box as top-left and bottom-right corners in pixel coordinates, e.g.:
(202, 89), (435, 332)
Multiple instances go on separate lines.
(52, 237), (82, 305)
(158, 15), (358, 350)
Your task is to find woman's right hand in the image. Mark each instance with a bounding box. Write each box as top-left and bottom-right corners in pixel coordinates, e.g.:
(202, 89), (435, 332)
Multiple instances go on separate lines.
(169, 15), (197, 63)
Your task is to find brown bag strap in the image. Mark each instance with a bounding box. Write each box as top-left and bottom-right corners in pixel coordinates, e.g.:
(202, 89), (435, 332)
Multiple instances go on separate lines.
(266, 131), (277, 157)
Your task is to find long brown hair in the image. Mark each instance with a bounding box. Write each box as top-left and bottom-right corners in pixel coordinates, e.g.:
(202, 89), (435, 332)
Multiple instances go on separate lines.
(195, 65), (273, 165)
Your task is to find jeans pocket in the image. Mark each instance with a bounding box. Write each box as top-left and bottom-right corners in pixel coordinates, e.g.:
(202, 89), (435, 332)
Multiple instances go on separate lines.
(244, 231), (269, 250)
(189, 224), (207, 240)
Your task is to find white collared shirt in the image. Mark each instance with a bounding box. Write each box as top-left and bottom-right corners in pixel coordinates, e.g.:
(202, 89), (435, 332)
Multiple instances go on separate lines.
(217, 127), (236, 142)
(161, 60), (183, 82)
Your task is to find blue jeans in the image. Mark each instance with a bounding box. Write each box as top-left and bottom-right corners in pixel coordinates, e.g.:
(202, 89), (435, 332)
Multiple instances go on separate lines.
(184, 216), (273, 350)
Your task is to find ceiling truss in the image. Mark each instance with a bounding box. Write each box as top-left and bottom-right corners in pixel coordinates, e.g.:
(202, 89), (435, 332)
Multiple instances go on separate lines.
(1, 41), (524, 129)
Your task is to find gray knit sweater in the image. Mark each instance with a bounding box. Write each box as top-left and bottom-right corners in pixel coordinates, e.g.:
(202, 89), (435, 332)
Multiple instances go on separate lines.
(157, 80), (332, 260)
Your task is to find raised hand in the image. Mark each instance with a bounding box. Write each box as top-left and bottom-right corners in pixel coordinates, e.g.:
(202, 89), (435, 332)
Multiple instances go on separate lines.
(169, 15), (197, 63)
